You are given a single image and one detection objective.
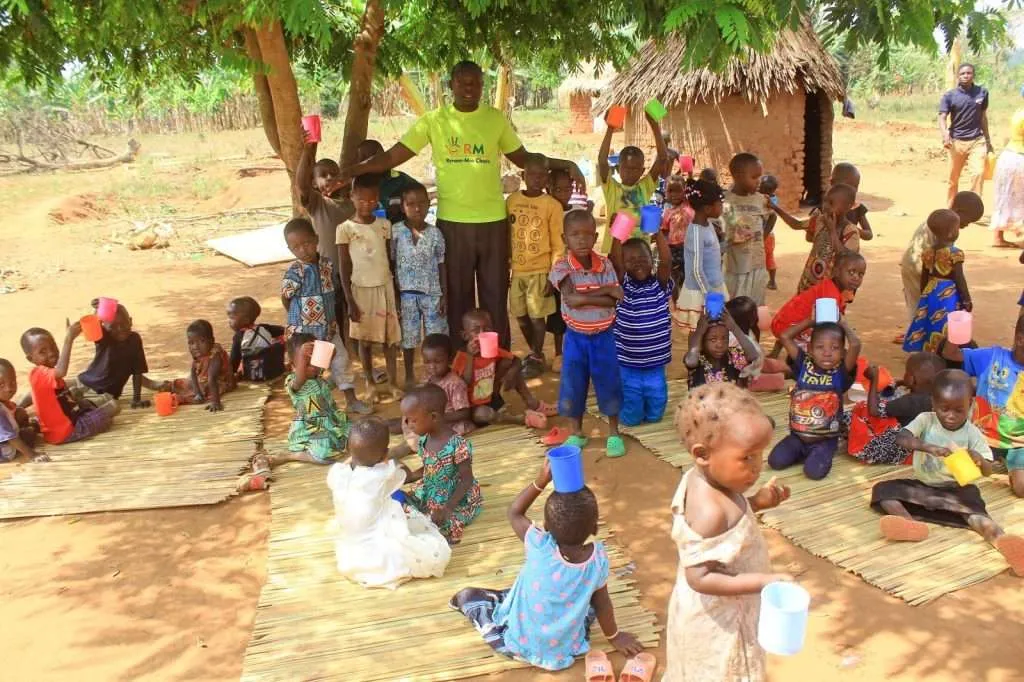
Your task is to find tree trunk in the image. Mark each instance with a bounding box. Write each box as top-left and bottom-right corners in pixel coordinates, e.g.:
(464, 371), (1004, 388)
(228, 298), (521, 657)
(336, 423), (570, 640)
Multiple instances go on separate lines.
(429, 72), (444, 109)
(339, 0), (385, 169)
(398, 74), (427, 116)
(494, 62), (512, 114)
(243, 28), (281, 158)
(946, 35), (963, 90)
(249, 21), (304, 211)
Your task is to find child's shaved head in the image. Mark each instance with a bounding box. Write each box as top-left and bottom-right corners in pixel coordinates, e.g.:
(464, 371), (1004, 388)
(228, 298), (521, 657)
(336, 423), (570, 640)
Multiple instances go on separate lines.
(927, 208), (960, 241)
(951, 191), (984, 225)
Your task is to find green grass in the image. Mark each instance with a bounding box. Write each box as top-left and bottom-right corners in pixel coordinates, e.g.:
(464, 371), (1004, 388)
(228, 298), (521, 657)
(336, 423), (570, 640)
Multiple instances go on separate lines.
(849, 88), (1021, 133)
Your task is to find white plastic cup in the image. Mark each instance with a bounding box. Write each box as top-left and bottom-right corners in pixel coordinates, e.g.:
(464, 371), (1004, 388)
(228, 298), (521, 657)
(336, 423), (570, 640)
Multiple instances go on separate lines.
(758, 582), (810, 656)
(814, 298), (839, 324)
(310, 340), (335, 369)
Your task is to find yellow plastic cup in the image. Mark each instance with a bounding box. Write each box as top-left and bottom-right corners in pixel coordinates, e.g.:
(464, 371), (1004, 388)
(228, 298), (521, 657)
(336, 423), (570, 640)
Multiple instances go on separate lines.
(944, 448), (982, 486)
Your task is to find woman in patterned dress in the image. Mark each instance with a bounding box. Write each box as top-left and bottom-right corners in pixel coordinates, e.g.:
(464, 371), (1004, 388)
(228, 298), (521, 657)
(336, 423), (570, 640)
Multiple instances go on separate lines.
(904, 209), (972, 353)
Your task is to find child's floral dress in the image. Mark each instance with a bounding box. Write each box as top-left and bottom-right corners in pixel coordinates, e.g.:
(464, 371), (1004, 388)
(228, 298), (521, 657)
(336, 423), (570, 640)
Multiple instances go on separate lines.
(408, 434), (482, 543)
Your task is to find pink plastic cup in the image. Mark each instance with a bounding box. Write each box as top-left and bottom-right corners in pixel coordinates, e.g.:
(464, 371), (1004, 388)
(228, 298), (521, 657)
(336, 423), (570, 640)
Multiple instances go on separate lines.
(757, 305), (772, 332)
(96, 297), (118, 323)
(478, 331), (499, 359)
(679, 155), (695, 175)
(302, 114), (322, 143)
(948, 310), (973, 345)
(610, 212), (637, 243)
(310, 339), (335, 369)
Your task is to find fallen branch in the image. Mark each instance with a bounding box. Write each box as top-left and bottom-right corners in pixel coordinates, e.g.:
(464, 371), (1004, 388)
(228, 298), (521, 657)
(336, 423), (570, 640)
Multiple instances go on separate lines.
(1, 139), (140, 174)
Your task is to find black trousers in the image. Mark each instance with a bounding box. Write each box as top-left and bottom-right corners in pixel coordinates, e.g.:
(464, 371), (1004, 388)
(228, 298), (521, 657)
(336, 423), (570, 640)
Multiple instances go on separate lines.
(437, 218), (511, 349)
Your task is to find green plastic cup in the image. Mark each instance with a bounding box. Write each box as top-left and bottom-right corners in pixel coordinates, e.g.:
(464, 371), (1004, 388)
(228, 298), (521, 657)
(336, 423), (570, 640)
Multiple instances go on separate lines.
(645, 98), (668, 121)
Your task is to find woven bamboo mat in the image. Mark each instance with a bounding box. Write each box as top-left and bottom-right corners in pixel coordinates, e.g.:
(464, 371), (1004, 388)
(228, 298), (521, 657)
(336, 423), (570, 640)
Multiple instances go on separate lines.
(242, 427), (660, 682)
(590, 380), (1024, 604)
(0, 384), (269, 520)
(587, 380), (792, 468)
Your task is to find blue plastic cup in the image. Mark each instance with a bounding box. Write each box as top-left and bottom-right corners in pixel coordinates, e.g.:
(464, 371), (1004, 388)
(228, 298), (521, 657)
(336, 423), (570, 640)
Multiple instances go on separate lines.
(705, 291), (725, 320)
(547, 445), (584, 493)
(640, 205), (662, 234)
(373, 208), (387, 219)
(757, 582), (810, 656)
(390, 490), (407, 504)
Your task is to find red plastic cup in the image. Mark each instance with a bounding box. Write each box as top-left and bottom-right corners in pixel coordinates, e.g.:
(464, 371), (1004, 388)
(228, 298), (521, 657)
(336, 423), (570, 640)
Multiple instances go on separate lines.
(96, 296), (118, 323)
(80, 314), (103, 342)
(302, 114), (322, 143)
(310, 340), (335, 369)
(154, 392), (178, 417)
(478, 332), (499, 359)
(679, 155), (695, 175)
(605, 105), (627, 129)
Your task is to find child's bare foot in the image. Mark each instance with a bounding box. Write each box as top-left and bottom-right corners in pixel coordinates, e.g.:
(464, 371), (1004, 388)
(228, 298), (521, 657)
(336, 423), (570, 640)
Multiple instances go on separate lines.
(994, 535), (1024, 576)
(767, 281), (778, 290)
(879, 515), (929, 542)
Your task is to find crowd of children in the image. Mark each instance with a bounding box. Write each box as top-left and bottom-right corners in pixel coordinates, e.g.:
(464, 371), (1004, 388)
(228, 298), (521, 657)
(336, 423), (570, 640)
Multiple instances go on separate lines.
(4, 117), (1024, 682)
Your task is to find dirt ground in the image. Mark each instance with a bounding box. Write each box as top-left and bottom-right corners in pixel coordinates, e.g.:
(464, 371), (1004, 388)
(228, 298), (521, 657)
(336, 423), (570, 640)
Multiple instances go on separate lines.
(1, 115), (1022, 682)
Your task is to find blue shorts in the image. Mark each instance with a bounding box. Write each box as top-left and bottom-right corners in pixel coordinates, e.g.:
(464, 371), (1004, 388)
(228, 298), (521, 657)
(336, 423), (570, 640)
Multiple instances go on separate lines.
(994, 447), (1024, 471)
(399, 292), (448, 349)
(558, 328), (622, 419)
(619, 365), (668, 426)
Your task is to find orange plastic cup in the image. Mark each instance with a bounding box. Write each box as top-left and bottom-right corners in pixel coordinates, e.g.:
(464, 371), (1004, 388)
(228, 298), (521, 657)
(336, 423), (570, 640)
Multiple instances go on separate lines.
(80, 314), (104, 342)
(154, 392), (178, 417)
(605, 105), (627, 129)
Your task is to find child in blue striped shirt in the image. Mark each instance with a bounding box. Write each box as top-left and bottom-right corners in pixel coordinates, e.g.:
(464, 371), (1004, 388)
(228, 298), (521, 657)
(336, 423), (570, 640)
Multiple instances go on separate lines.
(609, 231), (674, 426)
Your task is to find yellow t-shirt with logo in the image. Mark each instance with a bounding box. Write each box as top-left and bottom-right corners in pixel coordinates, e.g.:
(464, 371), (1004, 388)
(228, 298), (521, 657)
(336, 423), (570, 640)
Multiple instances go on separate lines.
(400, 105), (523, 223)
(506, 191), (565, 275)
(599, 175), (657, 253)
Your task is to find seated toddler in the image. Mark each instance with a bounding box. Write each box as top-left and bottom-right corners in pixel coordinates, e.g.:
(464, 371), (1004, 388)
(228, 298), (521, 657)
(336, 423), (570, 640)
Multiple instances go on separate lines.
(0, 358), (46, 462)
(327, 416), (451, 589)
(227, 296), (286, 382)
(170, 319), (237, 412)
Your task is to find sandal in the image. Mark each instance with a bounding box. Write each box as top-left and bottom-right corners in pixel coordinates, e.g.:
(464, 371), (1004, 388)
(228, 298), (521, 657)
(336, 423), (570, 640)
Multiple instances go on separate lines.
(372, 367), (388, 384)
(879, 515), (928, 542)
(524, 410), (548, 429)
(522, 354), (545, 379)
(235, 473), (268, 493)
(541, 426), (571, 446)
(619, 652), (657, 682)
(536, 400), (558, 417)
(565, 434), (589, 448)
(994, 535), (1024, 577)
(606, 435), (627, 458)
(30, 453), (51, 463)
(585, 650), (615, 682)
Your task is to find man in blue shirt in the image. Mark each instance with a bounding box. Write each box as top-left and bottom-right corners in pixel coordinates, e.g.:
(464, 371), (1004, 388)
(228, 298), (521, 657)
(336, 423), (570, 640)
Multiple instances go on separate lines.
(938, 63), (993, 206)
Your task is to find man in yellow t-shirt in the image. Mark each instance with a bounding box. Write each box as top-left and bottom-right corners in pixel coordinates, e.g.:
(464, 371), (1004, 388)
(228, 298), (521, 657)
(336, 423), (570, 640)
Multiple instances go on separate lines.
(345, 61), (582, 349)
(506, 153), (565, 376)
(597, 111), (669, 253)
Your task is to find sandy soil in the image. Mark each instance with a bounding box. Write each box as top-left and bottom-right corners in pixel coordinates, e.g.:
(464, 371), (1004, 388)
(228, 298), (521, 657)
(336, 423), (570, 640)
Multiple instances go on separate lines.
(0, 117), (1022, 682)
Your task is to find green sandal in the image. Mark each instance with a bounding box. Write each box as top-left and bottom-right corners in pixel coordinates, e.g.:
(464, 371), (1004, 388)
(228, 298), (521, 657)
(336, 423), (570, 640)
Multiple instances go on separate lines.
(606, 435), (626, 458)
(565, 434), (589, 448)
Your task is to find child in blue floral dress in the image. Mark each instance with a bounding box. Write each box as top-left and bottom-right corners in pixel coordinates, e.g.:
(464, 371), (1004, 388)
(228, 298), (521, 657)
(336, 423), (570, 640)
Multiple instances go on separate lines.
(450, 460), (644, 671)
(400, 384), (482, 544)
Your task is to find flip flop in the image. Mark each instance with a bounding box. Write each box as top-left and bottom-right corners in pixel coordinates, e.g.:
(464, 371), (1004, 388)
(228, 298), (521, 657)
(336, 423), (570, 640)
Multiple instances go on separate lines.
(524, 410), (548, 429)
(565, 434), (589, 448)
(584, 650), (615, 682)
(372, 367), (388, 384)
(994, 535), (1024, 577)
(606, 435), (627, 458)
(879, 515), (929, 542)
(891, 334), (905, 345)
(235, 473), (268, 493)
(618, 652), (657, 682)
(541, 426), (571, 446)
(536, 400), (558, 417)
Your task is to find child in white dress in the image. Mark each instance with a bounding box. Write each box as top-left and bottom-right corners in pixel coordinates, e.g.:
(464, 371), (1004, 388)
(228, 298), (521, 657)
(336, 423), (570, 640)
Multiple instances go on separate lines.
(664, 383), (792, 681)
(327, 416), (451, 589)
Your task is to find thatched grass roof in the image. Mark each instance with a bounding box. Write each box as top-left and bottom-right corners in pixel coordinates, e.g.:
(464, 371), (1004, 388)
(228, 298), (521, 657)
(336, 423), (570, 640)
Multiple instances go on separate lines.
(596, 23), (844, 109)
(558, 62), (617, 97)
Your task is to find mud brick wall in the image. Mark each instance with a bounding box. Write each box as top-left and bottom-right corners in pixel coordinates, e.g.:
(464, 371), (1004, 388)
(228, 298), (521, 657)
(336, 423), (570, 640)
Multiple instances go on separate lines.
(624, 90), (832, 210)
(569, 93), (594, 134)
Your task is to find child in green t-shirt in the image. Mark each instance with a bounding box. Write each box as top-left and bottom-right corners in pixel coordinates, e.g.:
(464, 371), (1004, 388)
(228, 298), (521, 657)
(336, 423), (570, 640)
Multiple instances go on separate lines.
(597, 111), (669, 253)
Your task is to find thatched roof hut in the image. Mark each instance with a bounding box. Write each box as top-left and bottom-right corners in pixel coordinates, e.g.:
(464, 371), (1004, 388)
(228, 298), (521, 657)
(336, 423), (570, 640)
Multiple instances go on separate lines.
(597, 23), (845, 207)
(558, 63), (616, 134)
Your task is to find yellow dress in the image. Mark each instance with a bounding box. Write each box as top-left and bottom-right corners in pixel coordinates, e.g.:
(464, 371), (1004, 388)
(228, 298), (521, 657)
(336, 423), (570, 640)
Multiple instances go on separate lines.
(663, 469), (770, 681)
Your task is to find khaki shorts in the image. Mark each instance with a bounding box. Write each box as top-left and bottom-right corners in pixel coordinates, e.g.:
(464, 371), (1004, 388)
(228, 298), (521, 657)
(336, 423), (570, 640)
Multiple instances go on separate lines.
(349, 284), (401, 345)
(509, 272), (556, 319)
